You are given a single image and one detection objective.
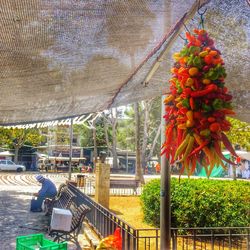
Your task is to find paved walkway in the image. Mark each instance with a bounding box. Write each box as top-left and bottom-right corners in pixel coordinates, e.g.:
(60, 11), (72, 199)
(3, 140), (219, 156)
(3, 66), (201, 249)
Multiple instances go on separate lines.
(0, 173), (91, 250)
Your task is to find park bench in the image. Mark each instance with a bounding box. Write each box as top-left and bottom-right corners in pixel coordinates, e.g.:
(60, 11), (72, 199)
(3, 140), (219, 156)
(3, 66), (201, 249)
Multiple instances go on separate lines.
(110, 178), (140, 194)
(49, 203), (91, 243)
(44, 184), (76, 215)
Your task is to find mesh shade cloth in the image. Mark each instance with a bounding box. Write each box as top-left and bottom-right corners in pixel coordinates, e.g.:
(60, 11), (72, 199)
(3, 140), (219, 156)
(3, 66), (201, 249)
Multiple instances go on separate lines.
(0, 0), (249, 125)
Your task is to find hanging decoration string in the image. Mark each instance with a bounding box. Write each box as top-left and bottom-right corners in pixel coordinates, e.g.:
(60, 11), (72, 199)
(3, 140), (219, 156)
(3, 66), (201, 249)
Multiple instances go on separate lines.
(197, 6), (207, 30)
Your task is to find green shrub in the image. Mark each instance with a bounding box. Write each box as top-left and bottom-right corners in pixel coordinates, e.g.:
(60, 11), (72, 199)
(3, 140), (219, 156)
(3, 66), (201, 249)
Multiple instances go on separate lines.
(140, 178), (250, 228)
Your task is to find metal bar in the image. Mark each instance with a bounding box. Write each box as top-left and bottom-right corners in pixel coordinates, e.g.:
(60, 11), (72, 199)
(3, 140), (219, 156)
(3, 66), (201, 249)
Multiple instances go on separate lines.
(127, 225), (131, 250)
(211, 230), (214, 250)
(193, 229), (196, 250)
(160, 95), (171, 250)
(172, 230), (177, 250)
(133, 229), (137, 250)
(156, 229), (159, 250)
(229, 229), (232, 250)
(247, 228), (250, 250)
(68, 118), (73, 180)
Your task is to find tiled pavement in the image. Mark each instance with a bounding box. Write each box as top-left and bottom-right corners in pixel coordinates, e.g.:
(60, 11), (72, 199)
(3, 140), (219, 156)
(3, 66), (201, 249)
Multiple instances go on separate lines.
(0, 173), (91, 250)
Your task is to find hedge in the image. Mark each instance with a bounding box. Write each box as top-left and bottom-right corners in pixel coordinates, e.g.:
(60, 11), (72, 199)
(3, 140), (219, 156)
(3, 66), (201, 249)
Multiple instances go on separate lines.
(140, 178), (250, 228)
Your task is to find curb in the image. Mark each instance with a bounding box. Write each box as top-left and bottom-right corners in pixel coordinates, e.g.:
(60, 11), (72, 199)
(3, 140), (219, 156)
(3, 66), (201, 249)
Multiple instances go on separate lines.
(82, 222), (100, 250)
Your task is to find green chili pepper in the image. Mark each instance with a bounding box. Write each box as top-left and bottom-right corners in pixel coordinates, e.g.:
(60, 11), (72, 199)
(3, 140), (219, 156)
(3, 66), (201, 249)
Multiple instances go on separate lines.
(212, 99), (223, 110)
(202, 103), (212, 112)
(189, 46), (201, 54)
(182, 99), (190, 109)
(180, 47), (189, 57)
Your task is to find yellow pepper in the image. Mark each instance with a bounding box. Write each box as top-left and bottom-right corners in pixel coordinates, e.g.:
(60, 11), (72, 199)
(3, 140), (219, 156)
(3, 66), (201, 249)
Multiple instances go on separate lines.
(199, 51), (208, 57)
(186, 78), (194, 87)
(186, 110), (193, 122)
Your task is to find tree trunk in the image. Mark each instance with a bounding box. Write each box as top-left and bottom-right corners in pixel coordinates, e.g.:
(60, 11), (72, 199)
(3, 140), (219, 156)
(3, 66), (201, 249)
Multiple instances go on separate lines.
(14, 146), (19, 164)
(93, 119), (98, 164)
(111, 109), (118, 169)
(141, 101), (150, 173)
(103, 110), (118, 169)
(134, 102), (144, 184)
(146, 122), (161, 163)
(104, 118), (111, 152)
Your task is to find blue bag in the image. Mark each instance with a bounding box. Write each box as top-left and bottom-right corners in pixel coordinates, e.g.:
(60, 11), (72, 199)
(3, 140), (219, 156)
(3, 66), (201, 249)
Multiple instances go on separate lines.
(30, 198), (41, 211)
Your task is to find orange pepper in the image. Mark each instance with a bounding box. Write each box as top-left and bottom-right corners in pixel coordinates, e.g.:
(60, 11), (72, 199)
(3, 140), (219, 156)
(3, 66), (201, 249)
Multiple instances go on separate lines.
(209, 50), (218, 56)
(164, 95), (174, 104)
(188, 67), (199, 76)
(202, 79), (211, 85)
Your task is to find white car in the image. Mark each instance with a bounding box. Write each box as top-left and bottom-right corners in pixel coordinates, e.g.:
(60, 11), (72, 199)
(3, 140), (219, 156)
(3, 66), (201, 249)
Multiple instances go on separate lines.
(0, 160), (26, 172)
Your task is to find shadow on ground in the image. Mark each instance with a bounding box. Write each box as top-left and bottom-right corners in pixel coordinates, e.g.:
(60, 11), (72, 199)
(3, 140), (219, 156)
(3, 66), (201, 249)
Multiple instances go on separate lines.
(0, 190), (49, 250)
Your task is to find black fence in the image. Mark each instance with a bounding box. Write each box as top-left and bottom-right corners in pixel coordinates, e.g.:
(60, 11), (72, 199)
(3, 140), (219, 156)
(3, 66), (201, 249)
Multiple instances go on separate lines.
(68, 184), (250, 250)
(75, 175), (143, 196)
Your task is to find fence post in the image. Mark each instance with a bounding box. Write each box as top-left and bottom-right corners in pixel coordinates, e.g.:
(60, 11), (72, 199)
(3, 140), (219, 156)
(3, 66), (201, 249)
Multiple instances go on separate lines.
(247, 228), (250, 250)
(211, 230), (214, 250)
(172, 229), (177, 250)
(193, 229), (196, 250)
(229, 229), (232, 250)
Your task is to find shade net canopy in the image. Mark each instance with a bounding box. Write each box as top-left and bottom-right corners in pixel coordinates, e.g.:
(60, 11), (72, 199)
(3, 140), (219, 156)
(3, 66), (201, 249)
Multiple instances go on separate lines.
(0, 0), (249, 125)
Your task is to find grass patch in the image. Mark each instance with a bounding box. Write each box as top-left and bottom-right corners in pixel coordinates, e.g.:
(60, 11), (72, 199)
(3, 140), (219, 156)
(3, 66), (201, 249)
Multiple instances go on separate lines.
(109, 196), (154, 229)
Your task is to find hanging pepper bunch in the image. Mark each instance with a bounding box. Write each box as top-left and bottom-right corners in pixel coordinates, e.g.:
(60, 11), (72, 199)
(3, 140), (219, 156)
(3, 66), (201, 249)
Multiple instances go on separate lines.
(162, 29), (237, 176)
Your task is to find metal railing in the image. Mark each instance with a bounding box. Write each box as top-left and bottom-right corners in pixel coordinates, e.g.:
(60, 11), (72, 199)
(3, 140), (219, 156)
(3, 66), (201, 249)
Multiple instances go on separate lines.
(68, 184), (250, 250)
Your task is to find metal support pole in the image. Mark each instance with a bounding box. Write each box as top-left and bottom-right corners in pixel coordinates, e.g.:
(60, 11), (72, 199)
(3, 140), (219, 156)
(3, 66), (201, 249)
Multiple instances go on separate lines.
(69, 118), (73, 180)
(160, 95), (171, 250)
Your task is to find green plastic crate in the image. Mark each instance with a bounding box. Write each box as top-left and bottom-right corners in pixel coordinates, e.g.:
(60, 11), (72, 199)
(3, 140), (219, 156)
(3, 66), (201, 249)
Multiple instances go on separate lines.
(16, 234), (67, 250)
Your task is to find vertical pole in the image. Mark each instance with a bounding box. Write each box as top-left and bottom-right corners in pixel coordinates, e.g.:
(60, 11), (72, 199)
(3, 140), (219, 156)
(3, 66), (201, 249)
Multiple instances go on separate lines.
(160, 95), (171, 250)
(69, 118), (73, 180)
(93, 118), (98, 164)
(126, 127), (129, 173)
(134, 102), (142, 182)
(126, 150), (129, 173)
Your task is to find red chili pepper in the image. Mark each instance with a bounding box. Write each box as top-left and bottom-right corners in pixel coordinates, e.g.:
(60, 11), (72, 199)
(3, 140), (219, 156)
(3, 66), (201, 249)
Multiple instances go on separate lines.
(223, 87), (228, 93)
(200, 118), (207, 126)
(190, 84), (218, 97)
(213, 111), (225, 119)
(207, 117), (216, 123)
(189, 98), (195, 110)
(190, 157), (197, 175)
(209, 122), (221, 132)
(213, 141), (236, 165)
(165, 124), (174, 146)
(220, 109), (235, 115)
(204, 55), (213, 64)
(178, 107), (188, 115)
(189, 140), (209, 157)
(224, 94), (233, 101)
(222, 120), (231, 127)
(184, 88), (192, 96)
(177, 128), (183, 146)
(221, 133), (238, 158)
